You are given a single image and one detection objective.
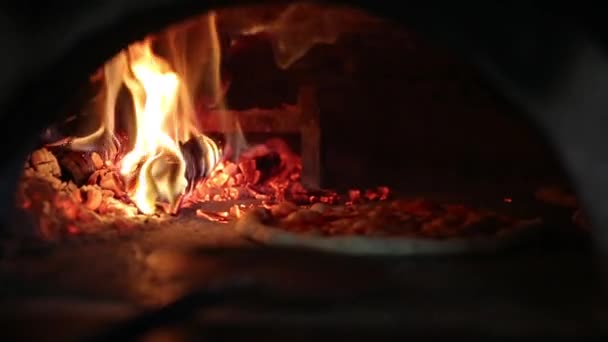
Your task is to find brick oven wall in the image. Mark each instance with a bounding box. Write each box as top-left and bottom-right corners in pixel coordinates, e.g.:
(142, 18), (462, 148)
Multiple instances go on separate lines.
(224, 22), (569, 195)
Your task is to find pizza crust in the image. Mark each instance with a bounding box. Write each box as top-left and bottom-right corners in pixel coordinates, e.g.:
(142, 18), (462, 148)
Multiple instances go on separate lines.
(234, 209), (544, 256)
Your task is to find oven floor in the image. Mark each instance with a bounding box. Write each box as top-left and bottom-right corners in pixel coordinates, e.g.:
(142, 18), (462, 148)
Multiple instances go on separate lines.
(0, 205), (605, 340)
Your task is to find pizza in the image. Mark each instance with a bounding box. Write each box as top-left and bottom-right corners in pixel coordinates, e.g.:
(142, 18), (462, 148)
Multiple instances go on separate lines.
(233, 198), (543, 256)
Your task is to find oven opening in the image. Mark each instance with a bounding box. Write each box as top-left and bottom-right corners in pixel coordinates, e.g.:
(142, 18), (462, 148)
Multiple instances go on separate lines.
(3, 2), (601, 341)
(14, 3), (584, 246)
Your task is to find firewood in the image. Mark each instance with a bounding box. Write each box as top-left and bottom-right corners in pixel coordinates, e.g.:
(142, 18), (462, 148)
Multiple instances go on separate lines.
(254, 151), (282, 182)
(58, 151), (96, 185)
(238, 159), (257, 183)
(233, 173), (244, 185)
(99, 172), (119, 192)
(30, 148), (61, 177)
(88, 169), (108, 185)
(180, 134), (219, 187)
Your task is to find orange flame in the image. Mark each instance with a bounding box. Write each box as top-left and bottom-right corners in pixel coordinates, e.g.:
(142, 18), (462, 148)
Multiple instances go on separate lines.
(61, 6), (374, 215)
(117, 40), (188, 214)
(93, 12), (232, 215)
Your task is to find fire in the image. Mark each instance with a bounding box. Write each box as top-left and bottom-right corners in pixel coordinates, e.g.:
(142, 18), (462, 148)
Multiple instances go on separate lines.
(118, 40), (188, 214)
(29, 6), (376, 221)
(16, 4), (406, 240)
(79, 13), (231, 215)
(44, 6), (372, 217)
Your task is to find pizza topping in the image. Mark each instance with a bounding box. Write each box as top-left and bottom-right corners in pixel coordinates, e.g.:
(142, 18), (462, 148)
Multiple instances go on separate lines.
(255, 198), (529, 239)
(283, 209), (323, 226)
(270, 201), (298, 218)
(309, 202), (330, 214)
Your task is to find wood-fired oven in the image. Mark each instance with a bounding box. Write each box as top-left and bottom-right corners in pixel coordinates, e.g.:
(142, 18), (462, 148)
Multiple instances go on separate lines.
(0, 1), (607, 340)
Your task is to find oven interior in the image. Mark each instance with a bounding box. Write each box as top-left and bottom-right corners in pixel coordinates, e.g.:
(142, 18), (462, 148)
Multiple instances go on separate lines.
(0, 3), (604, 341)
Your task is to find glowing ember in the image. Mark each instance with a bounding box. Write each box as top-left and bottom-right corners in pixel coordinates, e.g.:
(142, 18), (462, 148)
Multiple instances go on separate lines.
(195, 209), (230, 223)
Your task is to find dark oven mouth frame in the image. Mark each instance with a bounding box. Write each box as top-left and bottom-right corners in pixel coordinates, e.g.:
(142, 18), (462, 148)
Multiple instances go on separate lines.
(2, 1), (608, 340)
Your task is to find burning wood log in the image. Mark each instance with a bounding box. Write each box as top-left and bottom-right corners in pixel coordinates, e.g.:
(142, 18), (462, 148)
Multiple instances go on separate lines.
(56, 151), (97, 185)
(180, 134), (221, 190)
(238, 159), (260, 184)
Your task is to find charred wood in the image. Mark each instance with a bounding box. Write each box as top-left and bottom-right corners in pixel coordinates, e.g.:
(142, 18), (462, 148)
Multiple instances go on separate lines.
(180, 135), (218, 191)
(54, 150), (98, 186)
